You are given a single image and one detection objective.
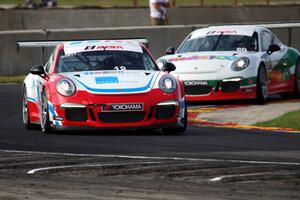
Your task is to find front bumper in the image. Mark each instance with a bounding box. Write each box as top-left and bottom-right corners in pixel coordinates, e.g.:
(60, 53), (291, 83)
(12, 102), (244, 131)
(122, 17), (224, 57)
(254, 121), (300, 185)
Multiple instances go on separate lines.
(183, 77), (257, 101)
(49, 89), (183, 128)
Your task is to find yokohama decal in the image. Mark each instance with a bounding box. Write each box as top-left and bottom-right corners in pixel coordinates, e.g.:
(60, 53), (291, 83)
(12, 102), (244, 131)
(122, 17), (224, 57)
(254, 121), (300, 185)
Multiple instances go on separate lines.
(102, 103), (144, 112)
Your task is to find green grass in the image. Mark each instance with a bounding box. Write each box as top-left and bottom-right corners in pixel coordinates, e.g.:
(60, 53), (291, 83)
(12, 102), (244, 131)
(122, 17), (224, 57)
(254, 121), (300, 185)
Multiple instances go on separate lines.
(255, 109), (300, 130)
(0, 76), (25, 83)
(1, 0), (300, 7)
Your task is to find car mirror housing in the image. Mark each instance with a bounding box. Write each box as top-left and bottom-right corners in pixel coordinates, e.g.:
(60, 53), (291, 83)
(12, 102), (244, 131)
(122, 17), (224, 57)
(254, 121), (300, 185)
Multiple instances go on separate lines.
(30, 65), (46, 76)
(162, 62), (176, 72)
(166, 47), (175, 55)
(267, 44), (281, 55)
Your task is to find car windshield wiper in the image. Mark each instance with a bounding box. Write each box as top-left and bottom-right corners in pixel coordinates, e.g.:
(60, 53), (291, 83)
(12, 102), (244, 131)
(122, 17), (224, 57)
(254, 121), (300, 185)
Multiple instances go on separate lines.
(211, 32), (224, 51)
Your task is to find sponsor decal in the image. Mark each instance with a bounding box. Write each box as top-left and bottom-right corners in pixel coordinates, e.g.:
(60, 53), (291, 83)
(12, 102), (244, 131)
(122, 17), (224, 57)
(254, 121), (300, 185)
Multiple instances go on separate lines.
(184, 80), (208, 86)
(168, 55), (239, 62)
(206, 30), (237, 35)
(102, 103), (144, 112)
(95, 77), (119, 84)
(84, 45), (124, 51)
(84, 71), (141, 75)
(283, 69), (291, 81)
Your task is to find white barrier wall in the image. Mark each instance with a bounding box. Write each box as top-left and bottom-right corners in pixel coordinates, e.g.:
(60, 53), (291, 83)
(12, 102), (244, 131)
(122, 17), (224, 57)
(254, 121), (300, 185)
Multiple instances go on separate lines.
(0, 24), (299, 75)
(1, 5), (300, 31)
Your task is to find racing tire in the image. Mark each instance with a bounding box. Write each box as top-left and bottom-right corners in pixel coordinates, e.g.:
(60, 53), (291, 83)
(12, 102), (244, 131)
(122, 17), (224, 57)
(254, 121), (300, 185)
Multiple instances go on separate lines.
(293, 59), (300, 97)
(256, 65), (268, 105)
(162, 104), (187, 135)
(40, 89), (52, 133)
(22, 86), (36, 130)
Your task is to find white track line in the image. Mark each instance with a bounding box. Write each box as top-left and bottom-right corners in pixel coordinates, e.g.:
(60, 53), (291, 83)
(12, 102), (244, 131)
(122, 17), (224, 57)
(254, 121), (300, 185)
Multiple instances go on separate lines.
(27, 162), (160, 175)
(2, 150), (300, 166)
(210, 172), (274, 182)
(210, 171), (299, 182)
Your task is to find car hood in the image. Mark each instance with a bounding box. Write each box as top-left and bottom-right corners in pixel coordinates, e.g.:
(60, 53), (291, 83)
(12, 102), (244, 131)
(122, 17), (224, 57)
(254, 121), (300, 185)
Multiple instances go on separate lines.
(163, 52), (242, 74)
(59, 70), (159, 94)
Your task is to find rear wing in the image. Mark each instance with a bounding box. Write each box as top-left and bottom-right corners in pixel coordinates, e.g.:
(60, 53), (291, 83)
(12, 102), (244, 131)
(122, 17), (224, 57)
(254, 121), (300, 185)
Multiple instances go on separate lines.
(17, 38), (149, 48)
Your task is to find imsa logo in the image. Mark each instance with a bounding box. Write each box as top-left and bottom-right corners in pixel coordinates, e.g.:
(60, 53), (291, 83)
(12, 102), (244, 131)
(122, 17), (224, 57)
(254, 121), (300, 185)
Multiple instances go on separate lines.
(102, 103), (144, 112)
(184, 80), (208, 86)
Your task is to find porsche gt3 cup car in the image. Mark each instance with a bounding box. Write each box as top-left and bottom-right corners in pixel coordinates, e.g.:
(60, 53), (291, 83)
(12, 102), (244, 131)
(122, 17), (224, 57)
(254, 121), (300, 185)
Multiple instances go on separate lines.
(21, 39), (186, 133)
(158, 25), (300, 103)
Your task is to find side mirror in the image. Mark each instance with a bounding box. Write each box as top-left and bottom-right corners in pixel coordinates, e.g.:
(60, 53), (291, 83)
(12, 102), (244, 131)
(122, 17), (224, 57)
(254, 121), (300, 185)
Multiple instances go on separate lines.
(161, 62), (176, 72)
(267, 44), (281, 55)
(166, 47), (175, 55)
(30, 65), (46, 76)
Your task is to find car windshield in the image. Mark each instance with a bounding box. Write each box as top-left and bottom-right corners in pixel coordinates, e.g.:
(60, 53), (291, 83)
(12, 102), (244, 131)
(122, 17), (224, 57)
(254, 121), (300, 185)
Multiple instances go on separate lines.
(56, 49), (157, 73)
(177, 33), (258, 53)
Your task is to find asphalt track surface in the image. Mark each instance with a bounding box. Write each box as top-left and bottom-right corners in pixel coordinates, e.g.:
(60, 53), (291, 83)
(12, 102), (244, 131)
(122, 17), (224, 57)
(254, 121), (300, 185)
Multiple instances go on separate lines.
(0, 84), (300, 199)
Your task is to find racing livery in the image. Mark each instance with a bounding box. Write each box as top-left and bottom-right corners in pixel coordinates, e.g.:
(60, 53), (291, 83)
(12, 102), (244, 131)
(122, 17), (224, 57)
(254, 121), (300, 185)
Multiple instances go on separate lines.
(158, 25), (300, 103)
(22, 40), (186, 133)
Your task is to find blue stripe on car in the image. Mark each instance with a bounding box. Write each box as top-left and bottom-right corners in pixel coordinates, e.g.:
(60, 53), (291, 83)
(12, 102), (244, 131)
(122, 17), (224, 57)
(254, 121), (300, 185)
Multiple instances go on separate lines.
(48, 102), (61, 126)
(73, 74), (155, 93)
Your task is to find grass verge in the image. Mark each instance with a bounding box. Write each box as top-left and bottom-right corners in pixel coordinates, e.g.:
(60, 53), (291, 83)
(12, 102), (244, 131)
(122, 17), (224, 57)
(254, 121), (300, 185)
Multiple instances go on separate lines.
(0, 76), (25, 84)
(255, 109), (300, 131)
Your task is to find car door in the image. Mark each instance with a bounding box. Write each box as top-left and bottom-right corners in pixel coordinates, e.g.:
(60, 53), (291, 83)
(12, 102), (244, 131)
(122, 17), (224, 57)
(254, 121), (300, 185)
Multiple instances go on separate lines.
(261, 30), (287, 93)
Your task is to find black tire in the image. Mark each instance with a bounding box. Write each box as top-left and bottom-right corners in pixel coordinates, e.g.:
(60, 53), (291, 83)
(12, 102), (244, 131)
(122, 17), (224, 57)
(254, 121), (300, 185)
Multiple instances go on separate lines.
(162, 104), (187, 135)
(22, 86), (35, 129)
(256, 65), (268, 104)
(40, 89), (52, 133)
(293, 59), (300, 97)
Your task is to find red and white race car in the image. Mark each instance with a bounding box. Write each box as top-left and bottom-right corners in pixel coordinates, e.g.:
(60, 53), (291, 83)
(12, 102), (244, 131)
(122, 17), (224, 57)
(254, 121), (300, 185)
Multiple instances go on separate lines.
(21, 39), (186, 133)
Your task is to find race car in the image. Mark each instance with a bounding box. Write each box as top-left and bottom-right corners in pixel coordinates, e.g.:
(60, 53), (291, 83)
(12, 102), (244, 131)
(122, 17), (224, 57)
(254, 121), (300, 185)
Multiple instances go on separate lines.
(157, 25), (300, 103)
(21, 39), (187, 133)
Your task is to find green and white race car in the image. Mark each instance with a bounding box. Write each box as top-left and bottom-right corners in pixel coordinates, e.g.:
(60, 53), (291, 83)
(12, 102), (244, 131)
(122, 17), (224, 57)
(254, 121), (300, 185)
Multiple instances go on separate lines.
(158, 25), (300, 103)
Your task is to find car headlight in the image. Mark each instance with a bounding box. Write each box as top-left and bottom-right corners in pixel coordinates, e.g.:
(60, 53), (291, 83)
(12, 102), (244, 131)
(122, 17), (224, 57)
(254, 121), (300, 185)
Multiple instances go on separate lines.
(56, 79), (76, 96)
(159, 76), (177, 94)
(232, 57), (250, 71)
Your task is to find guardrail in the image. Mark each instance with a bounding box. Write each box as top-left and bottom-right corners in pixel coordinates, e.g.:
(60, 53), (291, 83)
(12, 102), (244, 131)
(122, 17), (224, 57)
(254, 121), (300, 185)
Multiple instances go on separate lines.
(1, 23), (300, 76)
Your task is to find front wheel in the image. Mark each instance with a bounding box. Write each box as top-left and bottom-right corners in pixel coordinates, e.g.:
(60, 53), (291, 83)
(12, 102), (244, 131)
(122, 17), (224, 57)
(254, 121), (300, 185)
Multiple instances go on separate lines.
(162, 104), (187, 134)
(40, 89), (52, 133)
(256, 65), (268, 104)
(22, 86), (35, 129)
(293, 59), (300, 97)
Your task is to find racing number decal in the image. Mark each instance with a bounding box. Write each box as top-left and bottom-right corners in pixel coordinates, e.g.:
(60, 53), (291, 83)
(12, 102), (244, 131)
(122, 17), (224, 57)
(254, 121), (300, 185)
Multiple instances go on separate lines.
(114, 66), (127, 71)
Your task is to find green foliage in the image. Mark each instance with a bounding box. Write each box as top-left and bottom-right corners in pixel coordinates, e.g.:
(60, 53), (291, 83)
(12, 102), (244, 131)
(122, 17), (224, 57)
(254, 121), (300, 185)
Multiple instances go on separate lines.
(0, 76), (25, 83)
(255, 109), (300, 130)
